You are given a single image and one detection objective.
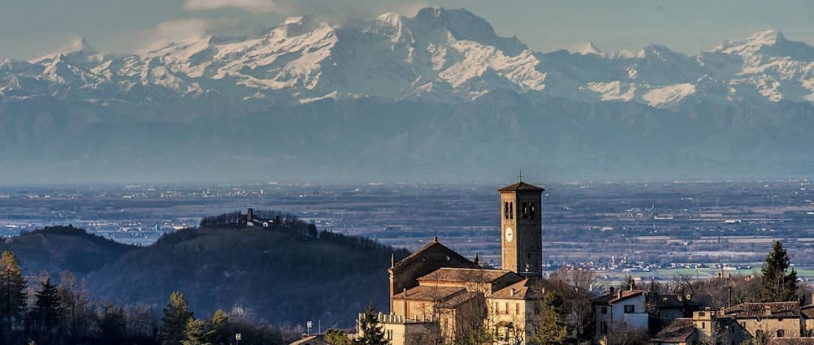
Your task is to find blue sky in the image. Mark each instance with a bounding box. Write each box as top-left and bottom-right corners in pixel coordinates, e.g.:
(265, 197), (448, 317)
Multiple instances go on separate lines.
(1, 0), (812, 60)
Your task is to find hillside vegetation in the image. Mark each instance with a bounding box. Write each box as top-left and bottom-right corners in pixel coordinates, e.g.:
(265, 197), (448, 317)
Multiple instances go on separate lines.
(5, 213), (409, 328)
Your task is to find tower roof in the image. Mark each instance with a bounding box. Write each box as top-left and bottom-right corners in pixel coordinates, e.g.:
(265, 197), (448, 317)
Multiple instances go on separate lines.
(498, 181), (544, 192)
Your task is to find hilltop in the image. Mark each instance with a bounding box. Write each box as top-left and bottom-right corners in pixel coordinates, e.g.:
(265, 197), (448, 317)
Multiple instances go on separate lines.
(0, 225), (135, 276)
(3, 214), (410, 327)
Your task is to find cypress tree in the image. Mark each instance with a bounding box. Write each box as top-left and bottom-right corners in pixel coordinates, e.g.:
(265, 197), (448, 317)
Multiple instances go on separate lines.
(354, 304), (388, 345)
(0, 250), (27, 342)
(161, 292), (193, 345)
(761, 241), (798, 301)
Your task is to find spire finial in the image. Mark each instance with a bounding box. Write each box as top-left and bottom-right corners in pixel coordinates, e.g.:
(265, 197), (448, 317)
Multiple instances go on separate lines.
(474, 253), (480, 266)
(433, 236), (438, 243)
(518, 170), (523, 182)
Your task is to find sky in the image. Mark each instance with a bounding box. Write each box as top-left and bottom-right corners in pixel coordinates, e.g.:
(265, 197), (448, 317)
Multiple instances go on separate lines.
(0, 0), (812, 60)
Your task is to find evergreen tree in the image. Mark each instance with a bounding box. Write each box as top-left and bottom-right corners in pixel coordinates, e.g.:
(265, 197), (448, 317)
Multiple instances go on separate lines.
(354, 304), (388, 345)
(161, 292), (194, 345)
(182, 318), (212, 345)
(30, 277), (63, 344)
(530, 293), (567, 345)
(0, 250), (27, 342)
(325, 329), (352, 345)
(208, 310), (229, 345)
(761, 241), (798, 302)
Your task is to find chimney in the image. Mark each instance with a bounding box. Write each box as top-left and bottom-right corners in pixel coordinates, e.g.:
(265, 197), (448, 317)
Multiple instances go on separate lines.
(609, 286), (615, 297)
(510, 288), (516, 297)
(810, 291), (814, 306)
(618, 289), (623, 299)
(247, 208), (254, 221)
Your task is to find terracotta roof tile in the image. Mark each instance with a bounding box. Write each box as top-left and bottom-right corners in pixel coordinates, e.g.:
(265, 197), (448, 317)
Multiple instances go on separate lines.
(725, 302), (800, 318)
(490, 279), (544, 300)
(418, 268), (516, 284)
(498, 182), (544, 192)
(391, 240), (477, 270)
(651, 319), (696, 343)
(393, 286), (466, 302)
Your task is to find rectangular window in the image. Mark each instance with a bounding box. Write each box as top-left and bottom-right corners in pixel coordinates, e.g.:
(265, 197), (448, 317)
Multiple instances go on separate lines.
(601, 306), (608, 314)
(600, 321), (608, 334)
(624, 305), (635, 313)
(505, 302), (509, 314)
(516, 303), (520, 315)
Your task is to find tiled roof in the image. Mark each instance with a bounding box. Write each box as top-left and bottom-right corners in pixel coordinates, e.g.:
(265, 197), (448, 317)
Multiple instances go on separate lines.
(768, 338), (814, 345)
(725, 302), (800, 318)
(418, 268), (516, 284)
(594, 290), (645, 305)
(490, 279), (544, 300)
(802, 305), (814, 318)
(289, 335), (329, 345)
(655, 294), (690, 308)
(498, 182), (544, 192)
(393, 286), (466, 302)
(391, 240), (477, 270)
(651, 319), (696, 343)
(438, 292), (482, 309)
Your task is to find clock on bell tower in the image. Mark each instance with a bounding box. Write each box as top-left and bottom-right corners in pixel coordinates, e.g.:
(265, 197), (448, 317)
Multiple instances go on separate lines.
(499, 178), (544, 278)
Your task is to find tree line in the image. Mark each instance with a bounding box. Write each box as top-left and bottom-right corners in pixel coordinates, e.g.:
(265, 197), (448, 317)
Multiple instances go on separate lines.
(0, 250), (297, 345)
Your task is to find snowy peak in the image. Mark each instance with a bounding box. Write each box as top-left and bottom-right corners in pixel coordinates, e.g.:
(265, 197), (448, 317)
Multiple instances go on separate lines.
(412, 7), (527, 56)
(0, 8), (812, 108)
(571, 42), (602, 55)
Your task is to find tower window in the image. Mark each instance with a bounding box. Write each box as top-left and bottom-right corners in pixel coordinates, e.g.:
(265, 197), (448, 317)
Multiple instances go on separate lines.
(530, 202), (536, 219)
(504, 202), (509, 219)
(510, 202), (514, 219)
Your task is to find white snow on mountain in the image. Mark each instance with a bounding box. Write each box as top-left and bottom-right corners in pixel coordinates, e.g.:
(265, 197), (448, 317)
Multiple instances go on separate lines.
(1, 9), (812, 108)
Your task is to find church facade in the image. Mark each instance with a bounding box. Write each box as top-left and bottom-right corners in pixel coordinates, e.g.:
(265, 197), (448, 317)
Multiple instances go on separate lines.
(361, 181), (546, 345)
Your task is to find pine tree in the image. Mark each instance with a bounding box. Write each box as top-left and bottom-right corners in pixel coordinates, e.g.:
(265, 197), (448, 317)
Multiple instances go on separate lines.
(0, 250), (27, 342)
(354, 304), (388, 345)
(161, 292), (194, 345)
(325, 329), (352, 345)
(182, 318), (212, 345)
(530, 293), (567, 345)
(761, 241), (798, 302)
(207, 310), (229, 345)
(31, 277), (63, 344)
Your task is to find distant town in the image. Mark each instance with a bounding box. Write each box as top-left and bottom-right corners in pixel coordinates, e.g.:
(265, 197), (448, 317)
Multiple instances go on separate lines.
(1, 180), (812, 285)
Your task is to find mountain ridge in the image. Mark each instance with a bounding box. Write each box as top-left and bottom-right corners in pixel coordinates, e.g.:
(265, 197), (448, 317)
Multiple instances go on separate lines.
(1, 7), (812, 107)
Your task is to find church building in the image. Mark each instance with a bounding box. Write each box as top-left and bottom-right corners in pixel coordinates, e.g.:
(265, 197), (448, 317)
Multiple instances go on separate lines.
(360, 180), (546, 345)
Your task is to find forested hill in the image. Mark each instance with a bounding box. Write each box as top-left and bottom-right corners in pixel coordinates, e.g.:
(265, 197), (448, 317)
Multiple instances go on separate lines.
(5, 213), (410, 328)
(1, 225), (135, 276)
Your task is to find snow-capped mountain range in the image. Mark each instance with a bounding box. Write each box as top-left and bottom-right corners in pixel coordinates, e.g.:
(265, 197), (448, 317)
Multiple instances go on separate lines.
(2, 7), (812, 108)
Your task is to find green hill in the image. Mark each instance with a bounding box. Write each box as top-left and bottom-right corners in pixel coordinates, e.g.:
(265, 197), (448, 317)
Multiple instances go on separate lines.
(1, 225), (135, 276)
(3, 215), (409, 328)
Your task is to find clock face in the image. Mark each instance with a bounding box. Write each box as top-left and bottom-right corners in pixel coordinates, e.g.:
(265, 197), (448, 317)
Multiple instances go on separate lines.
(505, 227), (513, 243)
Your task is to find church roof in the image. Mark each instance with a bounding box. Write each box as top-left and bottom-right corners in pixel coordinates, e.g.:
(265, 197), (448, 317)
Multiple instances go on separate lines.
(418, 268), (516, 284)
(393, 286), (466, 302)
(490, 279), (544, 300)
(498, 181), (544, 192)
(391, 238), (478, 270)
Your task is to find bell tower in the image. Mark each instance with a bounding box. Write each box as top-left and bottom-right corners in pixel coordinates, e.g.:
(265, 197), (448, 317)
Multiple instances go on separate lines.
(499, 178), (544, 278)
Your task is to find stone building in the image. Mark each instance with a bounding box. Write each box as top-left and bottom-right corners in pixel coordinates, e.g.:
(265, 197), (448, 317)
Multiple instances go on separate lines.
(725, 302), (803, 339)
(361, 180), (547, 345)
(650, 310), (749, 345)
